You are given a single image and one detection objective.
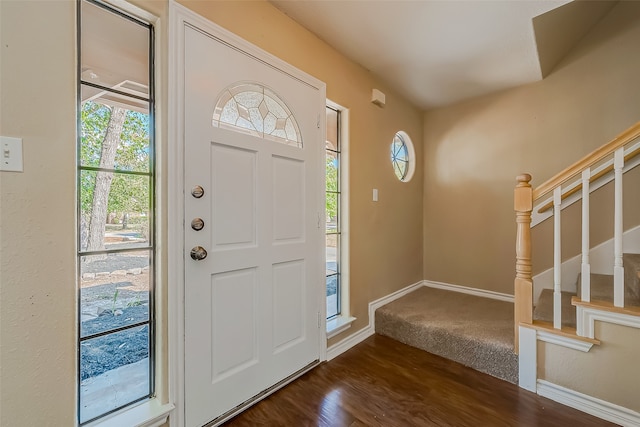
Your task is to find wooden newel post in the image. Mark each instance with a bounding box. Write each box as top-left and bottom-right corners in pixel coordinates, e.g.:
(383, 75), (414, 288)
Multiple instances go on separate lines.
(514, 174), (533, 354)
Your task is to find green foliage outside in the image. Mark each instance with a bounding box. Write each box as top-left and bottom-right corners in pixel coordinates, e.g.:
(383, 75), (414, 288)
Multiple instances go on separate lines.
(326, 154), (338, 221)
(81, 100), (338, 236)
(80, 101), (150, 220)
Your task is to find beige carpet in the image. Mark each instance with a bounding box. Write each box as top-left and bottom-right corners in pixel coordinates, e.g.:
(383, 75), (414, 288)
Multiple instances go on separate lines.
(375, 286), (518, 384)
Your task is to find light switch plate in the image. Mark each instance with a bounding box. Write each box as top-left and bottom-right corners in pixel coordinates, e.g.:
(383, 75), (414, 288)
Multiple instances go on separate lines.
(0, 136), (23, 172)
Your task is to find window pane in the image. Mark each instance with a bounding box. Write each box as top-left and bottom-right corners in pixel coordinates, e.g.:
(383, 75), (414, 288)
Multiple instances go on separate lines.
(80, 170), (151, 252)
(80, 92), (150, 173)
(326, 150), (338, 192)
(79, 326), (150, 423)
(326, 107), (338, 150)
(326, 274), (339, 318)
(80, 251), (150, 338)
(391, 132), (414, 182)
(326, 192), (338, 231)
(326, 235), (338, 274)
(81, 1), (149, 89)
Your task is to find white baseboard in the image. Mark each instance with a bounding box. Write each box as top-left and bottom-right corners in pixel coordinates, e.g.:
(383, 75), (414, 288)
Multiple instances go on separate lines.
(423, 280), (514, 303)
(326, 281), (424, 360)
(537, 380), (640, 427)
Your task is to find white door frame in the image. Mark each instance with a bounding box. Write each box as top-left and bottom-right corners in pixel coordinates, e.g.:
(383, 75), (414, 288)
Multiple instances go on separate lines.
(168, 3), (328, 426)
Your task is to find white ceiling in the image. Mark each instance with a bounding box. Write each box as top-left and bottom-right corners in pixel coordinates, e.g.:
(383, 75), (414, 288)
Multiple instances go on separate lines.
(269, 0), (616, 110)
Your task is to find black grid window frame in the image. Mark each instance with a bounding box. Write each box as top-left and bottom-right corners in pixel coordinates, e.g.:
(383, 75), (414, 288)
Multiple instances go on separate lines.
(326, 106), (341, 319)
(76, 0), (155, 424)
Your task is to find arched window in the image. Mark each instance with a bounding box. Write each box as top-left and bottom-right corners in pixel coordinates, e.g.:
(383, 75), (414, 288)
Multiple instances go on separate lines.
(212, 82), (302, 148)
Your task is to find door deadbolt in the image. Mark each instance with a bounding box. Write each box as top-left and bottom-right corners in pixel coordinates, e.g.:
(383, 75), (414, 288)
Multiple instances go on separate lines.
(190, 246), (208, 261)
(191, 218), (205, 231)
(191, 185), (205, 198)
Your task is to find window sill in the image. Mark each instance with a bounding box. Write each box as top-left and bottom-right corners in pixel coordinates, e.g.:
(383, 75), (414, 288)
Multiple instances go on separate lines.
(84, 398), (174, 427)
(326, 315), (356, 339)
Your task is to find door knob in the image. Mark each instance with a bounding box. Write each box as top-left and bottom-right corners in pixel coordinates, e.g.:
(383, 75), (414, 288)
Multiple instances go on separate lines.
(190, 246), (208, 261)
(191, 185), (205, 198)
(191, 218), (205, 231)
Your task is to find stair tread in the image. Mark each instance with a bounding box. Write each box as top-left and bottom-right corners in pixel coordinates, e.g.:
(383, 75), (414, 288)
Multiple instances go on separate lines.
(536, 265), (640, 329)
(375, 286), (518, 384)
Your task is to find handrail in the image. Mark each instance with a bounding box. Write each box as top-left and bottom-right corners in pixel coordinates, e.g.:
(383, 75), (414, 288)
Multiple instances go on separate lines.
(536, 144), (640, 214)
(514, 120), (640, 351)
(533, 121), (640, 200)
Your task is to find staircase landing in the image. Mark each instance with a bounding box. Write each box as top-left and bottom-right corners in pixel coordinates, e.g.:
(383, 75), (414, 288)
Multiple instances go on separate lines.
(375, 286), (518, 384)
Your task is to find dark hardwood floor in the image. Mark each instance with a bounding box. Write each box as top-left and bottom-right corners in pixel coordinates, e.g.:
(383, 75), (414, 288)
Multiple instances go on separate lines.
(222, 334), (614, 427)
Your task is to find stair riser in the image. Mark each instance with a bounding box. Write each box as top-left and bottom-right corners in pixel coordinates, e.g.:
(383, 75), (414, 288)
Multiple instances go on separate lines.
(623, 254), (640, 302)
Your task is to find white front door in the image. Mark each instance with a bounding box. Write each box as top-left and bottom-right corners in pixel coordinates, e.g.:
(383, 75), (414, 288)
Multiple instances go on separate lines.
(181, 22), (325, 427)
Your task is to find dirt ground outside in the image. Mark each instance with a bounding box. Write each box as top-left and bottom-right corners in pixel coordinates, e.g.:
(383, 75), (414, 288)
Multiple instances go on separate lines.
(80, 251), (151, 380)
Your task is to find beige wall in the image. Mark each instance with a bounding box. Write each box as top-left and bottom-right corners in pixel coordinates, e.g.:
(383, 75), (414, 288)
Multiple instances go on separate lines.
(0, 1), (77, 425)
(423, 1), (640, 295)
(175, 0), (425, 345)
(0, 0), (422, 424)
(538, 321), (640, 412)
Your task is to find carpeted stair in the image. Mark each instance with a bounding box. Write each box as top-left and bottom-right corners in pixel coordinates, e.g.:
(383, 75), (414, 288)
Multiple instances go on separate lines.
(534, 253), (640, 328)
(375, 286), (518, 384)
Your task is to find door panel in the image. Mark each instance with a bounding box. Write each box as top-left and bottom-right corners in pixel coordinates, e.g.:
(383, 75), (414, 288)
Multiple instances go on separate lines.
(211, 268), (258, 380)
(210, 143), (257, 248)
(273, 156), (305, 241)
(182, 23), (324, 427)
(272, 259), (305, 351)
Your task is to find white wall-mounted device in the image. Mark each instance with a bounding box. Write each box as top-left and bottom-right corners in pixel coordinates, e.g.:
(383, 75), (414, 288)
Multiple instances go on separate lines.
(371, 89), (386, 108)
(0, 136), (24, 172)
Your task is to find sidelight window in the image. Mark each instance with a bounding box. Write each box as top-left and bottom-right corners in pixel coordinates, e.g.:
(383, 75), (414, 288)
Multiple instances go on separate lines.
(325, 102), (355, 336)
(77, 0), (155, 423)
(326, 106), (341, 319)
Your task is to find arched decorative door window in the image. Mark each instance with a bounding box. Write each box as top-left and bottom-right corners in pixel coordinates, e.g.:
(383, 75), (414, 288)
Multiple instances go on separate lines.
(212, 82), (302, 148)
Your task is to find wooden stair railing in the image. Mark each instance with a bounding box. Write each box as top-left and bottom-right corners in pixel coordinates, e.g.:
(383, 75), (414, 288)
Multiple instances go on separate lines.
(536, 144), (640, 214)
(514, 174), (533, 354)
(514, 120), (640, 354)
(532, 121), (640, 200)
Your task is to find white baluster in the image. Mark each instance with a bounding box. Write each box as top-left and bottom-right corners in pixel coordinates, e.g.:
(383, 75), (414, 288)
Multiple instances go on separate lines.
(581, 168), (591, 302)
(614, 148), (624, 307)
(553, 186), (562, 329)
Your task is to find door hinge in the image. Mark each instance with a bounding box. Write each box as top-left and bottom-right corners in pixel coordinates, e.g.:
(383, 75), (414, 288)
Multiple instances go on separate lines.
(317, 311), (321, 329)
(317, 212), (321, 229)
(317, 114), (321, 129)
